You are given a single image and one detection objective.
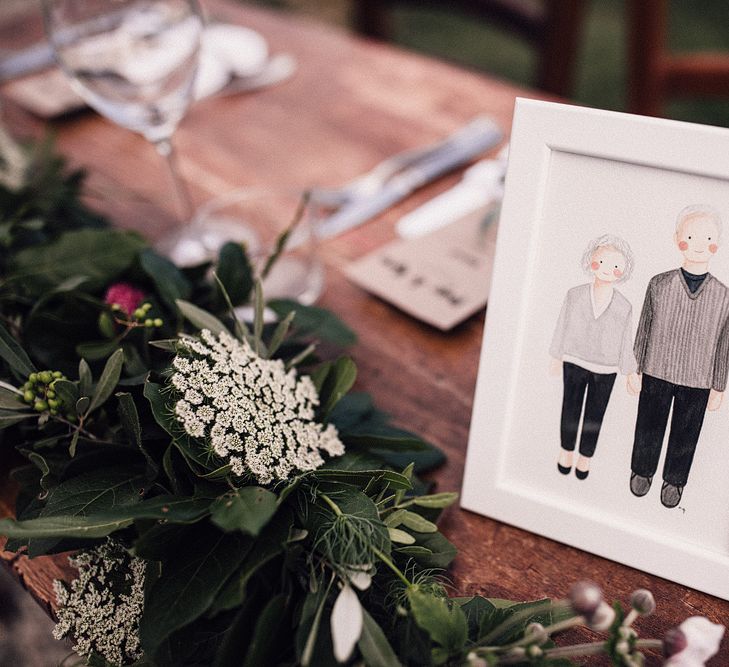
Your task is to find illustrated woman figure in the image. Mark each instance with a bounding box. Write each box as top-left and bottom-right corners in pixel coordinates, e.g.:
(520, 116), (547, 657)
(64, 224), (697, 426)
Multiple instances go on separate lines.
(550, 234), (639, 479)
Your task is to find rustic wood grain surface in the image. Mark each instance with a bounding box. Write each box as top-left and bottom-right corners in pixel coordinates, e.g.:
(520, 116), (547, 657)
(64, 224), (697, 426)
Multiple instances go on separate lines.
(1, 1), (727, 664)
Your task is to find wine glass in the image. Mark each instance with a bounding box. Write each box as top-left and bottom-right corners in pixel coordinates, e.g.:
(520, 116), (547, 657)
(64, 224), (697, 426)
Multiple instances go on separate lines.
(42, 0), (239, 264)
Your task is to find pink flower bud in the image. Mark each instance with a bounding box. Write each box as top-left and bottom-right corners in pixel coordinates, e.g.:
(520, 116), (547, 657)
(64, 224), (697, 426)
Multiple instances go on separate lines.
(630, 589), (656, 615)
(663, 628), (688, 657)
(588, 601), (616, 632)
(569, 581), (603, 617)
(104, 283), (145, 317)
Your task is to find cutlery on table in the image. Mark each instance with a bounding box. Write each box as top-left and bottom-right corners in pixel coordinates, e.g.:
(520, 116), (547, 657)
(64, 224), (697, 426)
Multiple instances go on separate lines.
(314, 116), (502, 239)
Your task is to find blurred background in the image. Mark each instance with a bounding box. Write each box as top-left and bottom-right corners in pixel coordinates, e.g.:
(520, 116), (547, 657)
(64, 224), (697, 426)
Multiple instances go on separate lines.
(251, 0), (729, 127)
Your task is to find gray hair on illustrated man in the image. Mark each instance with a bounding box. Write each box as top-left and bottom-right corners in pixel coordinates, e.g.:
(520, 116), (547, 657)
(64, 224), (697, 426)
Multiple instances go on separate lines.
(675, 204), (723, 240)
(580, 234), (635, 282)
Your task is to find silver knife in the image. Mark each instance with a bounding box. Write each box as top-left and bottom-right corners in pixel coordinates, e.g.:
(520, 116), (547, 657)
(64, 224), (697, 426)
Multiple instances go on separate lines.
(0, 42), (56, 83)
(316, 117), (502, 239)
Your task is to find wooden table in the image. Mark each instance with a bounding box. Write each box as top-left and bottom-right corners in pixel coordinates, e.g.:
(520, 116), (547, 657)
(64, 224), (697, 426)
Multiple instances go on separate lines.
(1, 1), (727, 663)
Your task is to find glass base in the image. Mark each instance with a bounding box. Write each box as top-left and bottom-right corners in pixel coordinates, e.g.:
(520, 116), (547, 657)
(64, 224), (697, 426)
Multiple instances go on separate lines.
(155, 217), (260, 267)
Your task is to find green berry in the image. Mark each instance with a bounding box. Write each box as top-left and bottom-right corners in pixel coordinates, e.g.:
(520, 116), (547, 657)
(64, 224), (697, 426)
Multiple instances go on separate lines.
(48, 399), (59, 409)
(34, 399), (48, 412)
(53, 371), (63, 379)
(39, 371), (52, 384)
(47, 390), (56, 399)
(28, 373), (38, 383)
(133, 308), (146, 320)
(111, 303), (121, 311)
(153, 318), (163, 328)
(50, 408), (58, 416)
(66, 413), (77, 423)
(23, 390), (34, 403)
(142, 302), (152, 312)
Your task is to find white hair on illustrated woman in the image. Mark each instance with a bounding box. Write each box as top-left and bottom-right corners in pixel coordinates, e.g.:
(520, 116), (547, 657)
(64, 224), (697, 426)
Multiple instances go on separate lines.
(675, 203), (723, 240)
(580, 234), (635, 282)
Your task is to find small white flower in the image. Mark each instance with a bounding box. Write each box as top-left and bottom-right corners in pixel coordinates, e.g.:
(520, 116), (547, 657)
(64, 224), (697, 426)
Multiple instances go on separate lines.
(664, 617), (725, 666)
(169, 329), (345, 484)
(330, 582), (363, 663)
(588, 601), (616, 632)
(52, 539), (146, 666)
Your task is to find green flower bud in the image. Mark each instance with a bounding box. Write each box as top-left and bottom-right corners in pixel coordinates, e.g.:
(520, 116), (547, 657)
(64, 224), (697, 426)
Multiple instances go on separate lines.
(142, 302), (152, 312)
(153, 318), (163, 327)
(52, 371), (63, 379)
(47, 390), (56, 399)
(28, 373), (38, 383)
(144, 319), (154, 328)
(49, 407), (59, 416)
(65, 413), (77, 423)
(23, 390), (35, 403)
(133, 308), (146, 320)
(22, 382), (32, 391)
(34, 399), (48, 412)
(39, 371), (53, 384)
(48, 399), (59, 409)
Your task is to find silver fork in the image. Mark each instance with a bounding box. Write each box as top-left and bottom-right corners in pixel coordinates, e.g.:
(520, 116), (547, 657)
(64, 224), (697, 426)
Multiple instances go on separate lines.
(310, 116), (501, 208)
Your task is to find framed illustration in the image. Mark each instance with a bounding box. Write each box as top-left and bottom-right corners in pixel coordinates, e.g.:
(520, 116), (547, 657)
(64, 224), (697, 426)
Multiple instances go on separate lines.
(462, 98), (729, 600)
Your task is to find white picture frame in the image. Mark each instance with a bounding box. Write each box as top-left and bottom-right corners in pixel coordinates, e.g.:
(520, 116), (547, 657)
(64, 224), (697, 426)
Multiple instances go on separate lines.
(462, 98), (729, 600)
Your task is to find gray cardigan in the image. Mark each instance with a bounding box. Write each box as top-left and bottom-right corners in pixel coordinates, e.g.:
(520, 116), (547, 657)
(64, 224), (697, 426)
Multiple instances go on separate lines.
(634, 269), (729, 391)
(550, 283), (637, 375)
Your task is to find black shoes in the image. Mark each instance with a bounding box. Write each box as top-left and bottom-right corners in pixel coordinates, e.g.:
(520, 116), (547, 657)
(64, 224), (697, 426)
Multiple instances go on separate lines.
(575, 468), (589, 480)
(630, 472), (653, 497)
(557, 463), (571, 475)
(660, 482), (684, 509)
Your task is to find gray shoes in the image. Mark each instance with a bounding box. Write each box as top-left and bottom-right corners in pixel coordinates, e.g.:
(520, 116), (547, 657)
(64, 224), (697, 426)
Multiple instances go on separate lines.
(630, 472), (684, 508)
(630, 472), (652, 497)
(660, 482), (684, 509)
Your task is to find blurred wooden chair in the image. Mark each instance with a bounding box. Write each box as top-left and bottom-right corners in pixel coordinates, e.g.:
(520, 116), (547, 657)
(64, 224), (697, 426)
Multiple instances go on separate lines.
(351, 0), (586, 97)
(628, 0), (729, 117)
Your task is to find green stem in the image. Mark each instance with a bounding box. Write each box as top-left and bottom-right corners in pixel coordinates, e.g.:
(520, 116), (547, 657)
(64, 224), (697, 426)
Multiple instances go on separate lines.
(372, 546), (411, 587)
(478, 600), (566, 645)
(500, 615), (585, 651)
(635, 639), (663, 650)
(319, 493), (342, 516)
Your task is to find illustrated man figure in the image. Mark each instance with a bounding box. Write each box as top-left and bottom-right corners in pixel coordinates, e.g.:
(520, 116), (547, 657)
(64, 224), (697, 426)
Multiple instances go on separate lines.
(630, 204), (729, 508)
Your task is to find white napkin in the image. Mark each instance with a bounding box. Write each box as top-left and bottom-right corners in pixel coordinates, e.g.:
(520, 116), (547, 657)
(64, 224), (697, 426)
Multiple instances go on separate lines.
(194, 24), (269, 99)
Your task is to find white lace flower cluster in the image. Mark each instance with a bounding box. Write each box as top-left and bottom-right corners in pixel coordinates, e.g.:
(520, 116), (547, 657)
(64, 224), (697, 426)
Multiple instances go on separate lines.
(53, 539), (146, 666)
(171, 329), (344, 484)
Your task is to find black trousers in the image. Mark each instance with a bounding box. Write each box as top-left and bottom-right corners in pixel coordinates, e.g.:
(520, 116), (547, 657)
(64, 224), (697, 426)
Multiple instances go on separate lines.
(631, 374), (710, 486)
(560, 362), (616, 457)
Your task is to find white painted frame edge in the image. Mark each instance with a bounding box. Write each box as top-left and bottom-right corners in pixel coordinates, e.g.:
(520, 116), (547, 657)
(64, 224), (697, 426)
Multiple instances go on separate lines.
(461, 98), (729, 601)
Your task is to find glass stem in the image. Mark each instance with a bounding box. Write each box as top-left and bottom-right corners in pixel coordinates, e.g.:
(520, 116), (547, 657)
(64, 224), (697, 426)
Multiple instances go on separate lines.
(154, 138), (195, 223)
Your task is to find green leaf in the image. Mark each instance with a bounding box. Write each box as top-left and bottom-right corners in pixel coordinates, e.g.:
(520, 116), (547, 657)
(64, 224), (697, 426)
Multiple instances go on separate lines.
(87, 348), (123, 414)
(399, 510), (438, 533)
(0, 496), (209, 540)
(313, 468), (412, 491)
(0, 321), (36, 379)
(267, 310), (295, 357)
(52, 380), (79, 414)
(139, 526), (251, 654)
(412, 492), (459, 509)
(140, 248), (191, 308)
(75, 396), (90, 415)
(209, 510), (291, 615)
(0, 386), (25, 410)
(314, 357), (357, 417)
(11, 228), (145, 295)
(403, 531), (457, 569)
(79, 358), (93, 396)
(241, 595), (288, 667)
(388, 527), (415, 545)
(358, 610), (403, 667)
(176, 299), (228, 335)
(148, 339), (179, 351)
(407, 588), (468, 658)
(216, 242), (254, 306)
(210, 487), (278, 536)
(0, 408), (33, 429)
(268, 300), (357, 347)
(116, 391), (158, 478)
(0, 514), (134, 539)
(76, 340), (121, 361)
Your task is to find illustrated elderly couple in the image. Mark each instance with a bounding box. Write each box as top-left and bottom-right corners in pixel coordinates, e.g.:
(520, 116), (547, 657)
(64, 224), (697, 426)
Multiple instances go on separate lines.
(549, 204), (729, 509)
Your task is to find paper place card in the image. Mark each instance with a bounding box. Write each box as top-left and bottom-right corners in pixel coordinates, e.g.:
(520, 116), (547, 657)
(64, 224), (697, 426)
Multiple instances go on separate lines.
(346, 205), (498, 330)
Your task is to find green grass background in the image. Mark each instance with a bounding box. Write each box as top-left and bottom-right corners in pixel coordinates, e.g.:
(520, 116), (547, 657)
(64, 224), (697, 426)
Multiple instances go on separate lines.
(253, 0), (729, 127)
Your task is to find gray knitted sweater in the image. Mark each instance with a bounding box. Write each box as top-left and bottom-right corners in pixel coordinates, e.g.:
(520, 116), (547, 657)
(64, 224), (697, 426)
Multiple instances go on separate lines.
(550, 283), (637, 375)
(634, 269), (729, 390)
